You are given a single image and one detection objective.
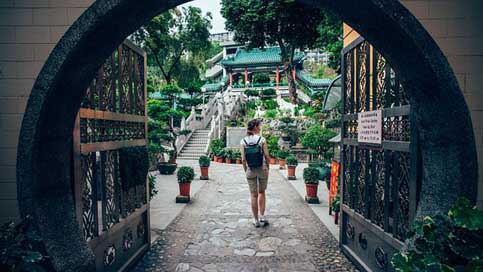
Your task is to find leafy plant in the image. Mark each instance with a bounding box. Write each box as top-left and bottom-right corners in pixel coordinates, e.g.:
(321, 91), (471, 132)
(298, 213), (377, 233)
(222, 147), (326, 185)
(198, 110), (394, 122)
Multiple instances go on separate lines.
(244, 89), (259, 97)
(277, 149), (290, 160)
(301, 125), (337, 160)
(198, 155), (211, 167)
(279, 116), (293, 124)
(209, 139), (225, 156)
(330, 194), (340, 212)
(0, 216), (53, 271)
(253, 73), (271, 84)
(303, 167), (320, 184)
(223, 148), (234, 160)
(263, 99), (279, 110)
(215, 148), (225, 158)
(148, 174), (158, 200)
(177, 166), (195, 184)
(266, 135), (280, 158)
(261, 88), (277, 99)
(286, 155), (298, 167)
(264, 109), (278, 119)
(391, 197), (483, 272)
(232, 149), (242, 160)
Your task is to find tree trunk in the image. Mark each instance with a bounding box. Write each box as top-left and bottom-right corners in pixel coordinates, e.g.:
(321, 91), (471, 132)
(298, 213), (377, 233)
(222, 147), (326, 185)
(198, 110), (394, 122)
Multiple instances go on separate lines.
(284, 60), (297, 104)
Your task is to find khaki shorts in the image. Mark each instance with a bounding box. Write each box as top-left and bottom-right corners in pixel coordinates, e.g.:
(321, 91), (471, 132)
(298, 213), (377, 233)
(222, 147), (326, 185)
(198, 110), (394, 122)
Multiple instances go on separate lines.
(246, 165), (269, 193)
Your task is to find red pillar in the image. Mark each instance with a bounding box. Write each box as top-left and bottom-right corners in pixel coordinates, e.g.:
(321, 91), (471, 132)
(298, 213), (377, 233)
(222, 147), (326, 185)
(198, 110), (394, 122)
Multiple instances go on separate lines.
(244, 68), (248, 88)
(276, 66), (280, 91)
(229, 72), (233, 87)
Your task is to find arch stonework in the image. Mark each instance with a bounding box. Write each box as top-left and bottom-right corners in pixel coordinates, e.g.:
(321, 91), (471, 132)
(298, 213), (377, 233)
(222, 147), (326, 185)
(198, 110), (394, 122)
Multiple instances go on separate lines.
(16, 0), (477, 270)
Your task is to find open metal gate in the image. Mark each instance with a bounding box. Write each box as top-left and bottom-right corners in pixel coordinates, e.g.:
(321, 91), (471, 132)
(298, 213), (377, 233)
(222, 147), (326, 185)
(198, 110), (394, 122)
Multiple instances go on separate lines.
(340, 37), (420, 271)
(72, 40), (149, 271)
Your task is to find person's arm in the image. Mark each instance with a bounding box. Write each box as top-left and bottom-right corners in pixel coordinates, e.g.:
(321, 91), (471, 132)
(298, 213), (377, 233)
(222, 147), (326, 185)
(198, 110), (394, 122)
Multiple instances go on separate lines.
(241, 144), (248, 172)
(262, 141), (270, 168)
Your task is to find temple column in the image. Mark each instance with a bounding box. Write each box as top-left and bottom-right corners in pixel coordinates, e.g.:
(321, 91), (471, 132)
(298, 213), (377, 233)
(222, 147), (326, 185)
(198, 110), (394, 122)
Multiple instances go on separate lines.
(276, 66), (280, 91)
(229, 71), (233, 87)
(244, 68), (248, 88)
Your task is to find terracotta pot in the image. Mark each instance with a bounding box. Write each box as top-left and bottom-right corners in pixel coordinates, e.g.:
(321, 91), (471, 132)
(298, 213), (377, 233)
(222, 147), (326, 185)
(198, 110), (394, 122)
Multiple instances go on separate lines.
(236, 159), (241, 164)
(179, 182), (191, 196)
(226, 159), (232, 164)
(334, 212), (339, 225)
(217, 157), (224, 163)
(269, 158), (277, 165)
(305, 183), (318, 198)
(288, 166), (296, 177)
(213, 156), (218, 162)
(279, 159), (286, 167)
(200, 166), (209, 177)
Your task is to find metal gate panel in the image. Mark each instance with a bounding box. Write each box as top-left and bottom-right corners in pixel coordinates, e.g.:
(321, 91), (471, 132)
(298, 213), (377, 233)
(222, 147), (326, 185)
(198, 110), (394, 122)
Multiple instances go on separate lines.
(340, 37), (419, 272)
(73, 40), (149, 271)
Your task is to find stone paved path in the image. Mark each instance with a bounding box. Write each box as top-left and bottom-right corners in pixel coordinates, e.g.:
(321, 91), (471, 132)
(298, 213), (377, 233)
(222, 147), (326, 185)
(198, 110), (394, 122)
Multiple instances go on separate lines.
(133, 162), (356, 272)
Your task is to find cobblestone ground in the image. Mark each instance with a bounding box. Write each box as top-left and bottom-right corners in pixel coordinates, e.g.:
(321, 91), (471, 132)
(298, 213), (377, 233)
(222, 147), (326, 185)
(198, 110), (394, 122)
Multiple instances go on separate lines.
(133, 162), (356, 272)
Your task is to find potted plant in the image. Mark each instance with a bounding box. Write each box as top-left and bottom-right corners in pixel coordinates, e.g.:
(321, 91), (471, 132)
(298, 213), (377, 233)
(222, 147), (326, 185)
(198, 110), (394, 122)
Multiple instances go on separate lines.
(224, 148), (233, 164)
(286, 155), (298, 180)
(199, 155), (210, 180)
(216, 149), (225, 163)
(233, 149), (242, 164)
(331, 194), (340, 224)
(269, 149), (278, 165)
(267, 135), (279, 165)
(277, 149), (290, 169)
(303, 167), (320, 204)
(176, 166), (195, 203)
(209, 139), (224, 162)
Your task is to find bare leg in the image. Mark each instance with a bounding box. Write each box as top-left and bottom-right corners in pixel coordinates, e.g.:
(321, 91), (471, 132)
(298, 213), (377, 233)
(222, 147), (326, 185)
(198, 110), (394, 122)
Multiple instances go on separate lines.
(258, 191), (266, 216)
(250, 192), (259, 221)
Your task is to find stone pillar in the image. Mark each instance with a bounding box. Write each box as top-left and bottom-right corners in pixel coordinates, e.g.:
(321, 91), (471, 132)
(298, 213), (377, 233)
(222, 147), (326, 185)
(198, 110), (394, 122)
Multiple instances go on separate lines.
(229, 71), (233, 87)
(244, 68), (248, 88)
(276, 66), (280, 90)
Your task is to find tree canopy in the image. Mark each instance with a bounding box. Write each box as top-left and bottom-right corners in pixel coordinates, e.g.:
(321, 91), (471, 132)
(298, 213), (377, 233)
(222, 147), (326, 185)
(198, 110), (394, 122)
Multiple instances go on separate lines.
(316, 11), (343, 71)
(221, 0), (324, 104)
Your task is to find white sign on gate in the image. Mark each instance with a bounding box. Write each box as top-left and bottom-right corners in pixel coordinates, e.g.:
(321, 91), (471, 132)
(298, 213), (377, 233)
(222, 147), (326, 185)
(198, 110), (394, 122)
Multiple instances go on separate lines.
(358, 110), (382, 145)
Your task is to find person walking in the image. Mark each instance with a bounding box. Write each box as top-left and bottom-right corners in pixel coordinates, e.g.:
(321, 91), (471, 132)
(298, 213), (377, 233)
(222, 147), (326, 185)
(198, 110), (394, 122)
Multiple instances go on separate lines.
(240, 119), (271, 227)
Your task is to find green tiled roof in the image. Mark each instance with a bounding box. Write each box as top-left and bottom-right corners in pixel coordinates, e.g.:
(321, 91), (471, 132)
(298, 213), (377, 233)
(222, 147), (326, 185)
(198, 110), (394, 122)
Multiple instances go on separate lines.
(149, 92), (192, 100)
(221, 47), (304, 67)
(296, 70), (332, 88)
(201, 76), (229, 92)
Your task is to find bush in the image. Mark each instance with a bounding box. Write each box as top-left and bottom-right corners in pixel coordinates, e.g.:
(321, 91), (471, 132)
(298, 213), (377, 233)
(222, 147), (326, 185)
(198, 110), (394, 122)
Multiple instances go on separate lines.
(261, 88), (276, 99)
(392, 198), (483, 272)
(0, 216), (54, 271)
(301, 125), (337, 159)
(277, 149), (290, 160)
(232, 149), (242, 160)
(244, 89), (259, 97)
(264, 109), (278, 119)
(303, 167), (320, 184)
(245, 101), (258, 111)
(330, 194), (340, 212)
(253, 73), (271, 84)
(223, 148), (234, 160)
(215, 148), (225, 158)
(286, 155), (298, 167)
(148, 174), (158, 200)
(177, 166), (195, 184)
(325, 118), (341, 129)
(199, 155), (210, 167)
(209, 139), (224, 156)
(266, 135), (280, 158)
(263, 99), (279, 110)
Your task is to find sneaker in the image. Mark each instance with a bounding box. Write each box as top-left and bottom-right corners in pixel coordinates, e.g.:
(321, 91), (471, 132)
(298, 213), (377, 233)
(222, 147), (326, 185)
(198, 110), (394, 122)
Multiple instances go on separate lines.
(260, 216), (269, 226)
(253, 219), (261, 228)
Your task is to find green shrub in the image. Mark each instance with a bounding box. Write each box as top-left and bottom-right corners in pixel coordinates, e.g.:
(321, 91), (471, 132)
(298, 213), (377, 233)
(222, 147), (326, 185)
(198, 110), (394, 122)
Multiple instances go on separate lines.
(301, 125), (337, 159)
(148, 174), (158, 200)
(261, 88), (276, 97)
(244, 89), (259, 97)
(209, 139), (224, 156)
(0, 216), (54, 271)
(198, 155), (211, 167)
(266, 135), (280, 158)
(245, 101), (258, 111)
(286, 155), (298, 167)
(253, 73), (271, 84)
(263, 99), (279, 110)
(215, 148), (225, 158)
(325, 118), (341, 129)
(119, 146), (149, 190)
(303, 167), (320, 184)
(232, 149), (242, 160)
(303, 107), (316, 117)
(264, 109), (278, 119)
(330, 194), (340, 212)
(392, 198), (483, 272)
(223, 148), (234, 160)
(177, 166), (195, 184)
(247, 109), (256, 118)
(277, 149), (290, 159)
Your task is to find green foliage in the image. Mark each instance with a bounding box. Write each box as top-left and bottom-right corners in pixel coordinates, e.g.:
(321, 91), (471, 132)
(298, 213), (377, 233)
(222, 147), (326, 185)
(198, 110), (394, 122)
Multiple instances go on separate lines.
(330, 194), (340, 212)
(209, 139), (225, 156)
(148, 174), (158, 201)
(325, 118), (341, 129)
(160, 84), (182, 99)
(315, 10), (343, 71)
(215, 149), (225, 158)
(279, 116), (293, 124)
(132, 7), (212, 84)
(253, 73), (271, 84)
(391, 198), (483, 272)
(198, 155), (211, 167)
(177, 166), (195, 184)
(178, 97), (203, 110)
(247, 109), (256, 119)
(119, 146), (149, 190)
(286, 155), (298, 167)
(261, 88), (276, 99)
(232, 149), (242, 160)
(303, 107), (316, 117)
(1, 216), (53, 272)
(264, 109), (278, 119)
(245, 101), (258, 111)
(266, 135), (280, 158)
(277, 149), (291, 160)
(263, 99), (279, 110)
(244, 89), (259, 97)
(303, 167), (320, 184)
(301, 125), (337, 158)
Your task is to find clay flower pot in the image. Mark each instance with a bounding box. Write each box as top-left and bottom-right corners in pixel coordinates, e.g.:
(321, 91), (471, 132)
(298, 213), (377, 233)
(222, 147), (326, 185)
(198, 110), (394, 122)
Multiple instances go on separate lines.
(217, 157), (224, 163)
(269, 158), (277, 165)
(236, 159), (241, 164)
(200, 166), (209, 180)
(179, 183), (191, 196)
(226, 159), (232, 164)
(279, 159), (286, 169)
(334, 212), (339, 225)
(213, 156), (218, 162)
(305, 183), (318, 198)
(288, 166), (296, 177)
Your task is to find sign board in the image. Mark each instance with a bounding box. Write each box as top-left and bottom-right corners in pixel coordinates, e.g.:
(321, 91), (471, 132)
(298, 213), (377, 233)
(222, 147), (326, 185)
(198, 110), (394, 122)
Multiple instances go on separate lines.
(358, 110), (382, 144)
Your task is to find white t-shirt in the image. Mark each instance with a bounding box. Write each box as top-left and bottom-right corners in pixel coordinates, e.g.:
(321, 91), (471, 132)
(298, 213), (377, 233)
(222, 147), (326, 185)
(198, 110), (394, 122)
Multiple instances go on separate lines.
(240, 135), (266, 147)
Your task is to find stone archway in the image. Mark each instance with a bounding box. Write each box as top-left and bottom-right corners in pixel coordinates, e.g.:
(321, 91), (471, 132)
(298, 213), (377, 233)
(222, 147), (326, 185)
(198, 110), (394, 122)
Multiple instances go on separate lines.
(17, 0), (477, 270)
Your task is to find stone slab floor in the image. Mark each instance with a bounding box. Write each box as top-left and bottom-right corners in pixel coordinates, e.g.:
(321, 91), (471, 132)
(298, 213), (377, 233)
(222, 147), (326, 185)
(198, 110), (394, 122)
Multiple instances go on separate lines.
(133, 161), (356, 272)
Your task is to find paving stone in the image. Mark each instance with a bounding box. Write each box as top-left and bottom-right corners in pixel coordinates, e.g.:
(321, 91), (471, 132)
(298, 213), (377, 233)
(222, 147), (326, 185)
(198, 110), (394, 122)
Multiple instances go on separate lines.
(234, 248), (256, 256)
(258, 237), (283, 251)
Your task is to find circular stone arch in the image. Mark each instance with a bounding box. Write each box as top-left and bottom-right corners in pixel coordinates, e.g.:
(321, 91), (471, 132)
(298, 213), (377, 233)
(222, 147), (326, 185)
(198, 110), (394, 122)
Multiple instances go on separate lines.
(17, 0), (478, 270)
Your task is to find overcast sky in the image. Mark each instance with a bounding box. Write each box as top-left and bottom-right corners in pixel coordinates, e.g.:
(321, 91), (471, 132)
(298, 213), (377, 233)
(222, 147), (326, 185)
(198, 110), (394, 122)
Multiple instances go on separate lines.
(180, 0), (226, 33)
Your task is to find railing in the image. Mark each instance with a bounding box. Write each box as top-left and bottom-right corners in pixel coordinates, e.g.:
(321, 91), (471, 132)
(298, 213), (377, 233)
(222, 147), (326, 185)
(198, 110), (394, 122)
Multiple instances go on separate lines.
(206, 51), (223, 66)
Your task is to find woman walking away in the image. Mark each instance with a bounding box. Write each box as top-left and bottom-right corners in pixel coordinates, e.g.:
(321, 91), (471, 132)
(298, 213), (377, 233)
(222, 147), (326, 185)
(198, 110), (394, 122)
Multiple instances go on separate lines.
(240, 119), (271, 227)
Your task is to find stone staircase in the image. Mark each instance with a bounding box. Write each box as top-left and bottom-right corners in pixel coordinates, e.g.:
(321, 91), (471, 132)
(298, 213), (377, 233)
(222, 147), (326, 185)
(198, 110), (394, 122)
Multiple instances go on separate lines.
(178, 124), (211, 160)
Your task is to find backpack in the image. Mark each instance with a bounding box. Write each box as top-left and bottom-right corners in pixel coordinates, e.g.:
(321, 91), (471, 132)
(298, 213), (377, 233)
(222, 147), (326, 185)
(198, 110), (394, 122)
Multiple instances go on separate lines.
(244, 137), (264, 168)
